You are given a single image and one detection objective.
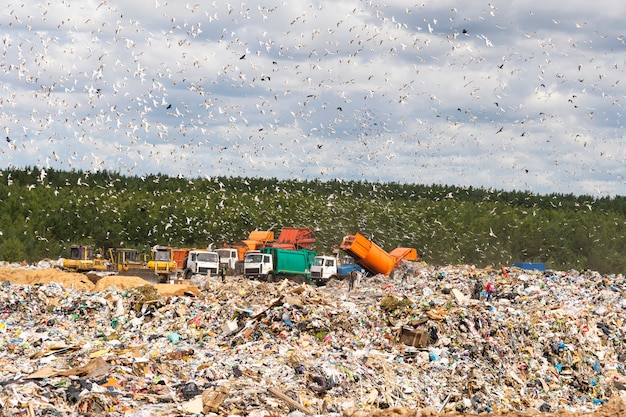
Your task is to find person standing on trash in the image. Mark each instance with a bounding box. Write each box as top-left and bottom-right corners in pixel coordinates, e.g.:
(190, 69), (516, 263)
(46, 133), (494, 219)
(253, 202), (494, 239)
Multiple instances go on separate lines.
(348, 270), (357, 291)
(471, 277), (483, 300)
(485, 281), (495, 301)
(500, 264), (509, 278)
(220, 266), (227, 282)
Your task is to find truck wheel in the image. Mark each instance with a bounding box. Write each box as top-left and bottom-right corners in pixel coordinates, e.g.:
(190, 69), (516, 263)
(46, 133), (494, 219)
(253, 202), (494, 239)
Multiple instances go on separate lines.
(184, 269), (192, 280)
(266, 272), (275, 282)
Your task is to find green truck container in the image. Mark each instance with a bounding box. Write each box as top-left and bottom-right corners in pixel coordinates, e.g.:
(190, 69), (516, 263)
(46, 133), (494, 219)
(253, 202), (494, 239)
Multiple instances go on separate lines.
(244, 247), (316, 283)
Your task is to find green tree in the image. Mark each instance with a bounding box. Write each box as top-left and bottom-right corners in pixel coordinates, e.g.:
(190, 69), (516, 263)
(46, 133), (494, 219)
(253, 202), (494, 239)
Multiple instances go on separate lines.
(0, 236), (26, 262)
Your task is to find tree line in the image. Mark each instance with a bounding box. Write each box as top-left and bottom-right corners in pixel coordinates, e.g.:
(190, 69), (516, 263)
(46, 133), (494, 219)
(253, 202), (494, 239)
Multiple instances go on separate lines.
(0, 167), (624, 274)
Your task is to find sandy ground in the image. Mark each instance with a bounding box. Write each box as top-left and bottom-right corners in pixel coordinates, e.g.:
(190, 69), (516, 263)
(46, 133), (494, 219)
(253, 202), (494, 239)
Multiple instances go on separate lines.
(0, 265), (624, 416)
(0, 267), (200, 296)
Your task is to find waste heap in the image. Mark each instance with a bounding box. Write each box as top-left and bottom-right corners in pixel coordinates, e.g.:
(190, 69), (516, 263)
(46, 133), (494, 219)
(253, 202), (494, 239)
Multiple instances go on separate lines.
(1, 261), (626, 416)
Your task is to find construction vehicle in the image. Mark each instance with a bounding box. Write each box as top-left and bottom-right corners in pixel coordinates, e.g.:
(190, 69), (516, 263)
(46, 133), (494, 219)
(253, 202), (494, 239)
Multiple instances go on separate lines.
(223, 230), (276, 263)
(389, 247), (419, 262)
(146, 245), (179, 284)
(268, 227), (315, 249)
(108, 247), (166, 283)
(183, 249), (220, 279)
(339, 233), (418, 276)
(216, 248), (241, 275)
(61, 245), (111, 272)
(512, 262), (546, 272)
(222, 227), (316, 264)
(243, 247), (316, 283)
(172, 248), (191, 270)
(109, 248), (147, 273)
(310, 255), (365, 285)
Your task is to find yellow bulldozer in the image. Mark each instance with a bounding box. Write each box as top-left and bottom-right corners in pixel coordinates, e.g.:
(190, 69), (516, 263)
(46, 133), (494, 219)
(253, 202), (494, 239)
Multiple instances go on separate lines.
(146, 245), (179, 283)
(107, 246), (179, 284)
(61, 245), (111, 272)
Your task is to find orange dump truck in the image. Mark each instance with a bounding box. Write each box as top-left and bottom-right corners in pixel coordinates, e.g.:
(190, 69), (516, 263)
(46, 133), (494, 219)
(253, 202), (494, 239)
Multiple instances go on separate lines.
(340, 233), (418, 276)
(340, 233), (397, 276)
(223, 227), (316, 262)
(389, 247), (419, 262)
(227, 230), (276, 262)
(269, 227), (316, 250)
(172, 248), (191, 270)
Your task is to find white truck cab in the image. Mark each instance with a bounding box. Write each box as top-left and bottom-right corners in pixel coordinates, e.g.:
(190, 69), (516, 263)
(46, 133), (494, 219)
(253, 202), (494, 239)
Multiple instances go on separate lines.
(243, 250), (273, 280)
(310, 255), (364, 285)
(183, 249), (219, 279)
(310, 255), (339, 283)
(216, 248), (241, 274)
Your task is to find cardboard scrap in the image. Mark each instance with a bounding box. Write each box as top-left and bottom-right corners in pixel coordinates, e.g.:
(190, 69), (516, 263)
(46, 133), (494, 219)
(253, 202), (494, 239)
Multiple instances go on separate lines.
(452, 288), (468, 305)
(202, 386), (230, 413)
(397, 327), (429, 348)
(25, 357), (110, 380)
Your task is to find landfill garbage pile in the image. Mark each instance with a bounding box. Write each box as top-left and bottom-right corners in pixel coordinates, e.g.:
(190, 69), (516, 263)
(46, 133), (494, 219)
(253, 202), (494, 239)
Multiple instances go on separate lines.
(1, 261), (626, 417)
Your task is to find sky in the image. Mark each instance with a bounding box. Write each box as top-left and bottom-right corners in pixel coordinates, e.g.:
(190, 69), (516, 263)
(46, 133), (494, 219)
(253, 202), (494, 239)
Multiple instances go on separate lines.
(1, 0), (625, 197)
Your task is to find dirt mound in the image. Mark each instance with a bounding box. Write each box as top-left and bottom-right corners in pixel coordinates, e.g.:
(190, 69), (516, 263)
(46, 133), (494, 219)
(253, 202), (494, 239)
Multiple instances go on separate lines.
(0, 268), (202, 296)
(93, 275), (201, 296)
(0, 267), (95, 291)
(92, 274), (153, 292)
(154, 283), (201, 296)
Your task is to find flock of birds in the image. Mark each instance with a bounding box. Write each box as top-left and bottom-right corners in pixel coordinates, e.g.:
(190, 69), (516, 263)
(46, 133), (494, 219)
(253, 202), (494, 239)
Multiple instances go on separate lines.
(0, 1), (625, 196)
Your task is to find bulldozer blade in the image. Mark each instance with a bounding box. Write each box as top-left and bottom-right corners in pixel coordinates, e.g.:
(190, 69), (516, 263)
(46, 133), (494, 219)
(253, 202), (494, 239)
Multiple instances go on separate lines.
(118, 268), (160, 285)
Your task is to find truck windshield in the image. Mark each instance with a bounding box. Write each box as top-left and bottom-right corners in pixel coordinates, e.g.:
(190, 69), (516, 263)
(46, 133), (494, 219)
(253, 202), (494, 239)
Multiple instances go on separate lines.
(197, 253), (218, 262)
(246, 254), (263, 263)
(312, 258), (324, 266)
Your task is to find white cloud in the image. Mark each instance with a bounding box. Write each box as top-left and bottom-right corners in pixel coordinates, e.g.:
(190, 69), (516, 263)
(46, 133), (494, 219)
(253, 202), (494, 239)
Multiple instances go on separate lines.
(0, 0), (625, 197)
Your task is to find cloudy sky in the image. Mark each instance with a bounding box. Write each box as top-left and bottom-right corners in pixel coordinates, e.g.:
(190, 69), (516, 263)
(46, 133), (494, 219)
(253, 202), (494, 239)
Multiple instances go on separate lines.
(1, 0), (625, 196)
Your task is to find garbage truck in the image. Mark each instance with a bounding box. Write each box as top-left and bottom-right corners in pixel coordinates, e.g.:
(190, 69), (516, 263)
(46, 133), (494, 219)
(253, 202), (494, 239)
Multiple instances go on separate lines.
(310, 255), (365, 285)
(183, 249), (220, 279)
(221, 227), (316, 265)
(221, 230), (276, 264)
(339, 233), (418, 276)
(216, 248), (241, 275)
(243, 247), (316, 283)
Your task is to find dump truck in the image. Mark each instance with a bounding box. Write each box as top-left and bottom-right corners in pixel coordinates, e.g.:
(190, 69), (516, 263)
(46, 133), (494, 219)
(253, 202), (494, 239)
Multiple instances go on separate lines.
(61, 245), (111, 272)
(222, 227), (316, 264)
(172, 248), (191, 270)
(339, 233), (418, 276)
(269, 227), (316, 249)
(310, 255), (365, 285)
(216, 248), (241, 275)
(183, 249), (220, 279)
(222, 230), (275, 263)
(243, 247), (316, 283)
(339, 233), (397, 276)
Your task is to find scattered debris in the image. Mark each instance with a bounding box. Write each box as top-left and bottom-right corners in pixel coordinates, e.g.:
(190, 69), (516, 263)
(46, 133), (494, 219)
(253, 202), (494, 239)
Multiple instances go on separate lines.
(1, 262), (626, 416)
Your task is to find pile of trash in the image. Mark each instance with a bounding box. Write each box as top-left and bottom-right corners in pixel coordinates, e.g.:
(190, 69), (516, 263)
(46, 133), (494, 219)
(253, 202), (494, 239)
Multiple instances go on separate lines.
(1, 261), (626, 416)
